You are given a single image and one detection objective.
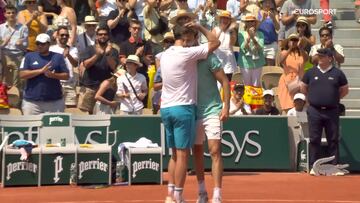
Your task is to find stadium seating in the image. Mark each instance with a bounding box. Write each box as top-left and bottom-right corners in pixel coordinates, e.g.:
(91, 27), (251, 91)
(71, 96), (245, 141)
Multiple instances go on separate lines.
(72, 115), (112, 185)
(39, 113), (77, 185)
(1, 115), (42, 187)
(261, 66), (283, 89)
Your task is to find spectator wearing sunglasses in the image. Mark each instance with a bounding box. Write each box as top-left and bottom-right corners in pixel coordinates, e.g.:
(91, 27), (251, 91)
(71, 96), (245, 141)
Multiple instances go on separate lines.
(309, 26), (344, 69)
(50, 27), (79, 108)
(19, 33), (69, 115)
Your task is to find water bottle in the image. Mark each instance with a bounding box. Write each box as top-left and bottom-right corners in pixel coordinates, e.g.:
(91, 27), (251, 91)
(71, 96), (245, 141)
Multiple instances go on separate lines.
(115, 161), (124, 183)
(69, 163), (77, 185)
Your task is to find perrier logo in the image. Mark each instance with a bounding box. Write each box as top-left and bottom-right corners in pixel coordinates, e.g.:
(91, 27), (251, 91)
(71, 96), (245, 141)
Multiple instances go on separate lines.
(132, 158), (160, 178)
(78, 158), (108, 179)
(7, 162), (38, 180)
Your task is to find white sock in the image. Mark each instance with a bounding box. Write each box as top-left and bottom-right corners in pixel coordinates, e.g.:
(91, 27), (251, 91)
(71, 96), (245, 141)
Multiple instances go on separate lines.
(168, 183), (175, 196)
(198, 180), (206, 193)
(213, 187), (221, 199)
(174, 187), (183, 202)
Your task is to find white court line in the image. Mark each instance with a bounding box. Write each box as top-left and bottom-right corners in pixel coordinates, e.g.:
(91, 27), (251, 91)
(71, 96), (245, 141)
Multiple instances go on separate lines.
(120, 199), (360, 203)
(44, 201), (115, 203)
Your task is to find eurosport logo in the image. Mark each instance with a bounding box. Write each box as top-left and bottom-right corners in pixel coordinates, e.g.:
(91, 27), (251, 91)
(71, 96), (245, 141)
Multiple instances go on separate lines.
(293, 9), (337, 16)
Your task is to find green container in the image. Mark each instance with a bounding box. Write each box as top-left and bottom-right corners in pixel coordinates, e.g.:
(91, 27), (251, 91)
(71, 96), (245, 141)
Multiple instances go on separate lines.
(3, 154), (40, 186)
(77, 152), (111, 185)
(127, 147), (162, 185)
(41, 151), (75, 185)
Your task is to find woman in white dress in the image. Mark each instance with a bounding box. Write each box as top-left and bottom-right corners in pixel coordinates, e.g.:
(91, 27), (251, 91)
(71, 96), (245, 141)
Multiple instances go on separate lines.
(212, 10), (238, 81)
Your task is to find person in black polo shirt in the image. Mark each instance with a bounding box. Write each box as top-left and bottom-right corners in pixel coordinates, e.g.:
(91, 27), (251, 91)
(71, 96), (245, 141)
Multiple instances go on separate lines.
(301, 48), (349, 172)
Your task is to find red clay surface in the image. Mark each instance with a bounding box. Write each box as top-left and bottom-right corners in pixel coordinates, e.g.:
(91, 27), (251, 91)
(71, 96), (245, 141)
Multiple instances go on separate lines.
(1, 172), (360, 203)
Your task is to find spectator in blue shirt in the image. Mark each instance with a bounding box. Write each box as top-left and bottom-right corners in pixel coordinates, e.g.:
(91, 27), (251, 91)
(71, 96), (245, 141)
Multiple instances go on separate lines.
(20, 33), (69, 115)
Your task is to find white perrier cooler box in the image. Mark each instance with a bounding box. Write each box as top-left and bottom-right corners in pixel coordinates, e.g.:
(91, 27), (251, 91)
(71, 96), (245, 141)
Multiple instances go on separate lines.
(125, 147), (162, 185)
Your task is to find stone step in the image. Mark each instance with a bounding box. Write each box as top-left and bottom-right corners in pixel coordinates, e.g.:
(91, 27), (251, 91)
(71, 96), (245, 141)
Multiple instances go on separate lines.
(344, 48), (360, 58)
(312, 29), (360, 39)
(341, 99), (360, 109)
(345, 109), (360, 116)
(329, 1), (355, 9)
(332, 9), (356, 20)
(348, 78), (360, 87)
(314, 20), (360, 29)
(345, 88), (360, 99)
(342, 67), (360, 78)
(343, 58), (360, 66)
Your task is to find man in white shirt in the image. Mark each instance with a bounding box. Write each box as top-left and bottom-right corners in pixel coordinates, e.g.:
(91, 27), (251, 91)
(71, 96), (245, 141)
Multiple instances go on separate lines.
(0, 5), (28, 90)
(50, 27), (79, 107)
(309, 26), (345, 68)
(287, 92), (307, 123)
(160, 22), (220, 203)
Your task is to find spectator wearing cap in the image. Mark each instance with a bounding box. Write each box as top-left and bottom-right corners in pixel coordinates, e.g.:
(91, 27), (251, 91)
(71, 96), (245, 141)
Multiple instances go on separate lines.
(116, 55), (148, 115)
(309, 26), (345, 69)
(258, 0), (280, 66)
(17, 0), (48, 52)
(0, 5), (28, 91)
(50, 26), (79, 108)
(107, 0), (136, 49)
(278, 0), (316, 41)
(229, 83), (252, 115)
(19, 33), (69, 115)
(78, 26), (119, 114)
(76, 16), (98, 59)
(287, 92), (307, 123)
(212, 10), (238, 81)
(237, 14), (265, 87)
(254, 89), (280, 115)
(301, 47), (349, 169)
(93, 68), (120, 114)
(278, 33), (308, 112)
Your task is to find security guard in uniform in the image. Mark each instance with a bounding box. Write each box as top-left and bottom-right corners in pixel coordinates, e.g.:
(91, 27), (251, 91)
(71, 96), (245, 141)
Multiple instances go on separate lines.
(301, 48), (349, 169)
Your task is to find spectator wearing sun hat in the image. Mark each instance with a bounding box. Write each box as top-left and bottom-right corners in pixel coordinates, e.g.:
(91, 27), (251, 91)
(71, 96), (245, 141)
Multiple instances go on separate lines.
(254, 89), (280, 115)
(116, 54), (148, 115)
(212, 10), (238, 81)
(237, 13), (265, 87)
(76, 16), (98, 59)
(20, 33), (69, 115)
(278, 33), (308, 113)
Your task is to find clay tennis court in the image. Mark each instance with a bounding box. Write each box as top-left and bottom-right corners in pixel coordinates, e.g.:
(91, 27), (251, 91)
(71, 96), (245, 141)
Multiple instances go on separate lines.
(1, 172), (360, 203)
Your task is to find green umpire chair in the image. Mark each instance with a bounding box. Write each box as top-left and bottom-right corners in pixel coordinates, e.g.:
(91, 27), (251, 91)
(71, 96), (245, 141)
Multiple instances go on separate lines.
(39, 113), (77, 185)
(1, 115), (42, 187)
(72, 115), (112, 185)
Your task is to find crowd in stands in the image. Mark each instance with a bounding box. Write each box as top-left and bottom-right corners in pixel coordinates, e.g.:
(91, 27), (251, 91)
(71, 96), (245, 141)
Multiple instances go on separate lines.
(0, 0), (351, 117)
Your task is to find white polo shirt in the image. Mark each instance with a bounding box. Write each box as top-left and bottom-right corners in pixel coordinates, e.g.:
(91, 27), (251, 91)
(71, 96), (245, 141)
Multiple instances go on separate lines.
(160, 44), (209, 108)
